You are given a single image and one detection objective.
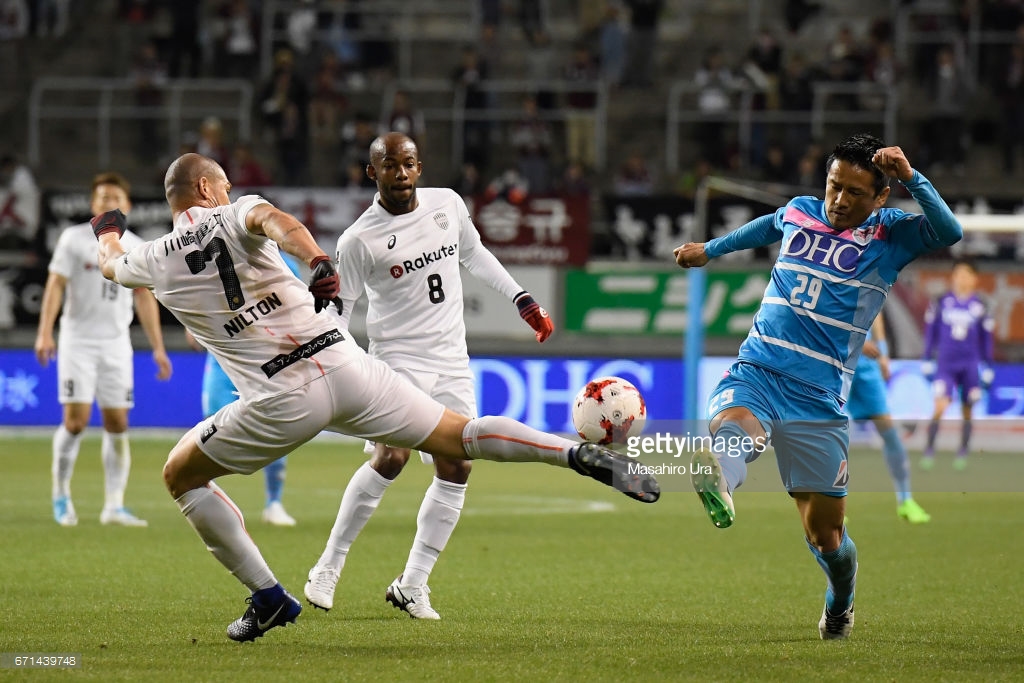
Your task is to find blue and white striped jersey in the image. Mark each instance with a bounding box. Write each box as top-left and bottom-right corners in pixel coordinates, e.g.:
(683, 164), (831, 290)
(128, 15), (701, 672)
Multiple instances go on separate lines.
(705, 171), (961, 401)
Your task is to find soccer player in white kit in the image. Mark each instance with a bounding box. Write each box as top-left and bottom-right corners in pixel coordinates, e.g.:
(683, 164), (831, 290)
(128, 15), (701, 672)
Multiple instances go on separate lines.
(91, 153), (658, 642)
(304, 133), (555, 619)
(34, 172), (172, 527)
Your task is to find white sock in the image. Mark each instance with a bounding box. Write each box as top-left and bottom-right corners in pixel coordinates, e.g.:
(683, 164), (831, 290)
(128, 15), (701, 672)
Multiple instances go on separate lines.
(403, 477), (467, 587)
(102, 430), (131, 510)
(318, 462), (392, 571)
(461, 416), (573, 466)
(176, 483), (277, 592)
(52, 425), (82, 499)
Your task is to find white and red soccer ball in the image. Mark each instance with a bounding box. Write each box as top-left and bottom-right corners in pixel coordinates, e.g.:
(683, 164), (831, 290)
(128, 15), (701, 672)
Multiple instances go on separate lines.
(571, 376), (647, 446)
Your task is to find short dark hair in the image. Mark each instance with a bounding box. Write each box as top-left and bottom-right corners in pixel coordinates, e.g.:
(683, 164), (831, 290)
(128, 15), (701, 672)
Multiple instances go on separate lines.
(952, 257), (978, 273)
(91, 171), (131, 197)
(826, 133), (889, 196)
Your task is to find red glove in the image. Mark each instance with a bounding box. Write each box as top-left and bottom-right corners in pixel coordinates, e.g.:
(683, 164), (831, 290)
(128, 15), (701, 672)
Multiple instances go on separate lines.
(514, 291), (554, 343)
(308, 255), (343, 314)
(90, 209), (127, 239)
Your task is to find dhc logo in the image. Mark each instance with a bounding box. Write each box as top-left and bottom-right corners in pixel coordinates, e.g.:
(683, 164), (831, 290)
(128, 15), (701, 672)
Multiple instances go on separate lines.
(781, 229), (864, 273)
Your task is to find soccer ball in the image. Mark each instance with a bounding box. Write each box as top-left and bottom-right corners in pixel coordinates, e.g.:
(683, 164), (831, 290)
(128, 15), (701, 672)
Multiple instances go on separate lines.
(571, 376), (647, 446)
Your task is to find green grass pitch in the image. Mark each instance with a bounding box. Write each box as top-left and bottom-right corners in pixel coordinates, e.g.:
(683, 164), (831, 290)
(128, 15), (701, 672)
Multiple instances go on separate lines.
(1, 435), (1022, 681)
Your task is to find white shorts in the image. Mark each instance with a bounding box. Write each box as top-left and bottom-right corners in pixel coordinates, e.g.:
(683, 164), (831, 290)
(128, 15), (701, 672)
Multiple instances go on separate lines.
(57, 334), (134, 408)
(363, 366), (477, 463)
(195, 353), (447, 475)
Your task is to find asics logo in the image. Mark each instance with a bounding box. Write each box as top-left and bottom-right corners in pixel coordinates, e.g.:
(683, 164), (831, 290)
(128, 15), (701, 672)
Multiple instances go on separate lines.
(256, 602), (287, 630)
(387, 234), (396, 249)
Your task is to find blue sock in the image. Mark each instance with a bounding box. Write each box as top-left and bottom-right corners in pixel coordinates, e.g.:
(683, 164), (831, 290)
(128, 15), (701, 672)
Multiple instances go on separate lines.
(252, 583), (284, 608)
(713, 422), (759, 493)
(264, 457), (286, 506)
(807, 530), (858, 615)
(879, 426), (911, 504)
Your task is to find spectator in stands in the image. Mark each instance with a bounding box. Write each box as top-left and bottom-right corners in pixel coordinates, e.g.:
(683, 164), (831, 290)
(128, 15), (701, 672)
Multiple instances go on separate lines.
(777, 52), (815, 157)
(131, 39), (167, 164)
(694, 45), (739, 167)
(525, 29), (557, 109)
(563, 42), (600, 170)
(519, 0), (544, 42)
(747, 30), (782, 110)
(673, 157), (712, 198)
(34, 0), (70, 37)
(309, 52), (349, 146)
(783, 0), (821, 34)
(213, 0), (258, 80)
(453, 45), (492, 169)
(115, 0), (152, 76)
(0, 0), (28, 89)
(197, 117), (230, 168)
(999, 38), (1024, 174)
(623, 0), (663, 88)
(0, 153), (40, 250)
(453, 161), (485, 197)
(613, 151), (654, 196)
(863, 40), (901, 111)
(167, 0), (202, 78)
(758, 142), (793, 186)
(259, 47), (311, 185)
(927, 45), (971, 176)
(285, 0), (318, 76)
(509, 94), (554, 195)
(599, 2), (627, 88)
(559, 160), (592, 197)
(383, 90), (427, 147)
(338, 111), (378, 187)
(228, 142), (272, 188)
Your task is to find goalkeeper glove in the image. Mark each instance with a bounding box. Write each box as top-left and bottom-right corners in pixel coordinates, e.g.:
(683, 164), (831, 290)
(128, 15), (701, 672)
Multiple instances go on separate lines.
(308, 255), (343, 314)
(91, 209), (127, 239)
(514, 291), (554, 343)
(980, 365), (994, 390)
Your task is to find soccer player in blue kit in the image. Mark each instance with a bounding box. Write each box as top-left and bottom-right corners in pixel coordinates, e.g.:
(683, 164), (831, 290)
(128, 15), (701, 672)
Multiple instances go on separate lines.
(846, 312), (930, 523)
(674, 134), (962, 639)
(920, 258), (994, 470)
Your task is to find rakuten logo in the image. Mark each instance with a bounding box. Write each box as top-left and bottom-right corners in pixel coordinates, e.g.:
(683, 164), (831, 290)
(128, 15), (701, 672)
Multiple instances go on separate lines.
(391, 243), (458, 279)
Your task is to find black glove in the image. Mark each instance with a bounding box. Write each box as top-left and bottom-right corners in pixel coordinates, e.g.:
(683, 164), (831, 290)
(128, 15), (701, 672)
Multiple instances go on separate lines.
(308, 255), (343, 314)
(90, 209), (127, 239)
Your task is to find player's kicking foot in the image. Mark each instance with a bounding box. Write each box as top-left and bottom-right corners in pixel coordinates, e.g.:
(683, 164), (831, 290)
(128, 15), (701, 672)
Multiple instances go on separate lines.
(897, 498), (931, 524)
(568, 443), (660, 503)
(386, 576), (441, 620)
(53, 496), (77, 527)
(262, 501), (297, 526)
(226, 589), (301, 642)
(100, 507), (147, 527)
(819, 603), (854, 640)
(690, 449), (735, 529)
(304, 563), (340, 611)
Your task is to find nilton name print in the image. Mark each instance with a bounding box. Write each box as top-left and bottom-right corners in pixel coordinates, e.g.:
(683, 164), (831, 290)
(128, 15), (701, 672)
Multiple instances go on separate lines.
(391, 243), (457, 279)
(223, 292), (283, 337)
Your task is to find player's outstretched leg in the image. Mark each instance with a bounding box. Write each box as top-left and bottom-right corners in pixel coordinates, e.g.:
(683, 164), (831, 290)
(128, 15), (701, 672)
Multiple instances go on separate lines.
(99, 430), (147, 527)
(690, 449), (735, 529)
(878, 425), (930, 523)
(459, 416), (660, 503)
(808, 530), (858, 640)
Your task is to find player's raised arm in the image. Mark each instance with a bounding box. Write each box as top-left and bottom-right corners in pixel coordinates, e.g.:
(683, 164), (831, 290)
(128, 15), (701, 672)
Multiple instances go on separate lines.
(873, 146), (962, 249)
(674, 211), (783, 268)
(93, 209), (129, 282)
(244, 202), (343, 314)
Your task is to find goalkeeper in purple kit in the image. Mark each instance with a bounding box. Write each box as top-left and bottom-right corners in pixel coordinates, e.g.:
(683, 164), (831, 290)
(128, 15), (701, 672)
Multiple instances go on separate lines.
(920, 258), (994, 470)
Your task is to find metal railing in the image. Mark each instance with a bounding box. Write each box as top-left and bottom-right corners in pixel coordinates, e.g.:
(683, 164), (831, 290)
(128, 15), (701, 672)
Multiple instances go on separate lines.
(27, 78), (253, 168)
(379, 78), (609, 171)
(665, 80), (898, 174)
(260, 0), (480, 81)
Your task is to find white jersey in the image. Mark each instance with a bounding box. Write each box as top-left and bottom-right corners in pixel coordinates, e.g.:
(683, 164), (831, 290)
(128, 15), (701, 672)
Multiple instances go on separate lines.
(336, 187), (522, 374)
(49, 223), (143, 340)
(114, 195), (361, 402)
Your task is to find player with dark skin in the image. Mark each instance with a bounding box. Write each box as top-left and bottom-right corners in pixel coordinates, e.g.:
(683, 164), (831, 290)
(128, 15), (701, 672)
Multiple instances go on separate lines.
(364, 133), (471, 486)
(674, 145), (911, 556)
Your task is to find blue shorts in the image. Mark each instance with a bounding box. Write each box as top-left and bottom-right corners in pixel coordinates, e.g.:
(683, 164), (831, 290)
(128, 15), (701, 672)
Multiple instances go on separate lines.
(933, 363), (981, 404)
(845, 358), (889, 421)
(202, 354), (238, 418)
(708, 361), (850, 496)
